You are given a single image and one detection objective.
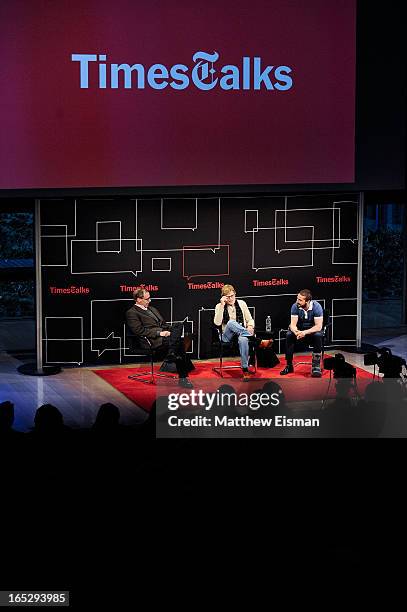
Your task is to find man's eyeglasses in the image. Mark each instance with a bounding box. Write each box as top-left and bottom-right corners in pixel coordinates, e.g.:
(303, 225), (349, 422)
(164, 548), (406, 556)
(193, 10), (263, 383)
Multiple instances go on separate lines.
(225, 294), (235, 298)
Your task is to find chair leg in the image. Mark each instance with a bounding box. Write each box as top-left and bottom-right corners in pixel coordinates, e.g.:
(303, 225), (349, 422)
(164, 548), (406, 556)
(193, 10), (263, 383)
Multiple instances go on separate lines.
(248, 338), (258, 374)
(150, 351), (154, 383)
(216, 347), (224, 377)
(128, 371), (155, 384)
(212, 343), (240, 377)
(128, 351), (155, 385)
(128, 350), (178, 385)
(213, 342), (250, 377)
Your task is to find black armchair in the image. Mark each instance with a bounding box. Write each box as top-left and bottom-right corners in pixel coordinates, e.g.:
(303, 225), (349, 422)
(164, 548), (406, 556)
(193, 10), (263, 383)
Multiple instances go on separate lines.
(126, 328), (178, 385)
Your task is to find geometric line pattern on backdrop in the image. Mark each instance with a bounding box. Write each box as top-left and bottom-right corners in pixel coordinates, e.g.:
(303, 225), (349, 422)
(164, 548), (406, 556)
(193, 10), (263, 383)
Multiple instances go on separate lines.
(40, 195), (360, 364)
(44, 316), (84, 365)
(71, 238), (142, 276)
(96, 220), (122, 254)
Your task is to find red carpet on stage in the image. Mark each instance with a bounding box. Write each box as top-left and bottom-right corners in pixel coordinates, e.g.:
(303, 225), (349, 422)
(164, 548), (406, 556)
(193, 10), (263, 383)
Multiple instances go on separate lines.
(93, 355), (374, 412)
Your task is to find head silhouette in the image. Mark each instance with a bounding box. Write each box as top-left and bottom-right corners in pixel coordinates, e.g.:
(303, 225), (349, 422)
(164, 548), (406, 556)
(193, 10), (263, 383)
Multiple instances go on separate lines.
(262, 381), (285, 408)
(216, 384), (238, 414)
(34, 404), (64, 433)
(0, 400), (14, 431)
(93, 403), (121, 430)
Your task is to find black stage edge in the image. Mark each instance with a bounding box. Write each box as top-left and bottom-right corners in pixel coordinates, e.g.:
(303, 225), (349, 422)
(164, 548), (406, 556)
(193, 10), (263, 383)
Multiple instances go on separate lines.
(17, 363), (61, 376)
(328, 343), (379, 354)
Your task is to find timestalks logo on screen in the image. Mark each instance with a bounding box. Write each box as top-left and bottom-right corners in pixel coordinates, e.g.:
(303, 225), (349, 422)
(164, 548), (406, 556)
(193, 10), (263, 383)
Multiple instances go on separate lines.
(71, 51), (293, 91)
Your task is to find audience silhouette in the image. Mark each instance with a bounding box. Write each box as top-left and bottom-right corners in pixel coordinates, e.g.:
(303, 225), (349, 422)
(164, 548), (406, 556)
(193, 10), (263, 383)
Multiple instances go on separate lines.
(0, 400), (22, 436)
(92, 402), (121, 432)
(31, 403), (71, 435)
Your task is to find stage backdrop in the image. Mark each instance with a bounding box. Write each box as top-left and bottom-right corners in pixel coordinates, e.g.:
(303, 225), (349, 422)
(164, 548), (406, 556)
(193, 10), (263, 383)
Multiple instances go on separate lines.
(40, 194), (360, 365)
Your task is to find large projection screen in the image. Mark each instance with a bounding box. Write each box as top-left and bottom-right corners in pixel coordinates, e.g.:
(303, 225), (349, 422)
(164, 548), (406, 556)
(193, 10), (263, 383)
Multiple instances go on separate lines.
(0, 0), (356, 189)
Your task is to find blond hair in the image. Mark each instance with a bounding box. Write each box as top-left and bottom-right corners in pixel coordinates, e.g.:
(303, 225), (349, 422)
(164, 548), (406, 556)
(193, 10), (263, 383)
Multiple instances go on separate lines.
(221, 284), (236, 296)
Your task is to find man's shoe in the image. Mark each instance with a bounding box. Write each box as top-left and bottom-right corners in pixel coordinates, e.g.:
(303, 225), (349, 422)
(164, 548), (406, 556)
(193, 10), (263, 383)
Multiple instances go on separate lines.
(242, 367), (251, 380)
(311, 353), (322, 378)
(259, 339), (273, 349)
(178, 377), (193, 388)
(280, 364), (294, 375)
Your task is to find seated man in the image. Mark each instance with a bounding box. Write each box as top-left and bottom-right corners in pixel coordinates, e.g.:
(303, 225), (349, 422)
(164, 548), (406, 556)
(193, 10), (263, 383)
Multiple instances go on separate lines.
(280, 289), (323, 377)
(214, 284), (272, 379)
(126, 288), (194, 388)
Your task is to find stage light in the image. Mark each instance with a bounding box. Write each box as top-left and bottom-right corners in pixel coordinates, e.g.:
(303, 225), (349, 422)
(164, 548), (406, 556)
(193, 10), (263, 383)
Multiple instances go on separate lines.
(364, 348), (406, 378)
(323, 353), (356, 379)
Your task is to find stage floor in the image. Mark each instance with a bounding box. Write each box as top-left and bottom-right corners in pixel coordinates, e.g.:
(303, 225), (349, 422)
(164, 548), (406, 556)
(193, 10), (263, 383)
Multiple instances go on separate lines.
(0, 349), (377, 432)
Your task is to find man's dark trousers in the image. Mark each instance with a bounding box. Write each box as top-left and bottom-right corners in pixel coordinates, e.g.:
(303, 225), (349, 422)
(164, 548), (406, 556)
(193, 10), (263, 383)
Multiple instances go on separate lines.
(285, 330), (323, 364)
(159, 322), (191, 378)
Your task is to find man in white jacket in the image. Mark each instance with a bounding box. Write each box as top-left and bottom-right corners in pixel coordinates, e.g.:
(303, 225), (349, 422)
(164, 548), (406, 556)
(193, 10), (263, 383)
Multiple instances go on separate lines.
(213, 284), (272, 377)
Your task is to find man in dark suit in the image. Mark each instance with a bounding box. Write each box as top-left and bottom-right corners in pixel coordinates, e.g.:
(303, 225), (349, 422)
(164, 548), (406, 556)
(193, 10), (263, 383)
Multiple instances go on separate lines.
(126, 288), (194, 388)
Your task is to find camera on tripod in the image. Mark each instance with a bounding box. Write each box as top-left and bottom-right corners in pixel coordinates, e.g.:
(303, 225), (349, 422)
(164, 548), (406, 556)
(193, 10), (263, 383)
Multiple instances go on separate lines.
(363, 347), (406, 378)
(323, 353), (356, 379)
